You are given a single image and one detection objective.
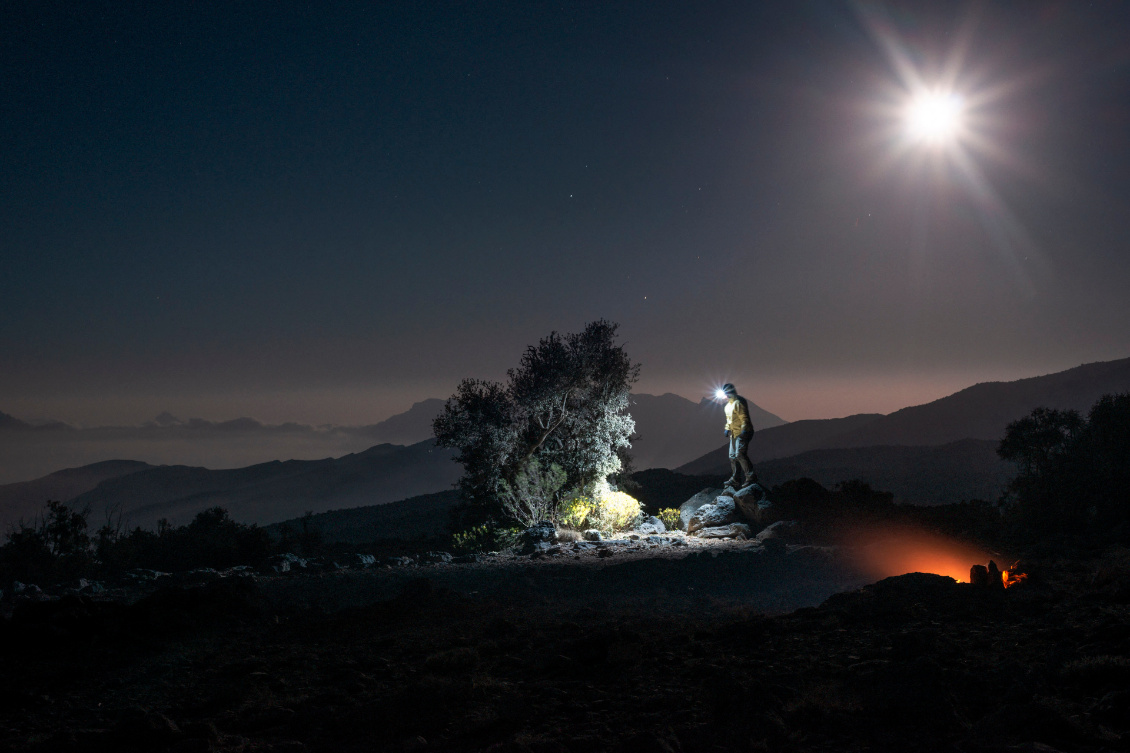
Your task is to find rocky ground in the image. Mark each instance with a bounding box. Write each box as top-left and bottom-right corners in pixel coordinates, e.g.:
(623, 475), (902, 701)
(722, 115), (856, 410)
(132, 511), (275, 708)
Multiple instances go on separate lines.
(2, 533), (1130, 753)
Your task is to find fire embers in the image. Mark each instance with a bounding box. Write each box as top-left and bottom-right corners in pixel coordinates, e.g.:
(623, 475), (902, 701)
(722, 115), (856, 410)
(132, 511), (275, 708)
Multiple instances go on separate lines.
(969, 559), (1028, 590)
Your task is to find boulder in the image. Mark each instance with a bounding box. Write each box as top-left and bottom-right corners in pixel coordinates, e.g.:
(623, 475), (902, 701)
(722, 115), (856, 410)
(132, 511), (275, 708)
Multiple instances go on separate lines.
(635, 515), (667, 535)
(754, 520), (800, 544)
(263, 553), (307, 575)
(732, 484), (774, 524)
(686, 496), (742, 534)
(423, 551), (453, 564)
(75, 578), (106, 595)
(678, 488), (724, 530)
(693, 523), (752, 539)
(520, 521), (557, 554)
(351, 553), (377, 568)
(386, 556), (415, 567)
(582, 529), (603, 541)
(11, 582), (44, 599)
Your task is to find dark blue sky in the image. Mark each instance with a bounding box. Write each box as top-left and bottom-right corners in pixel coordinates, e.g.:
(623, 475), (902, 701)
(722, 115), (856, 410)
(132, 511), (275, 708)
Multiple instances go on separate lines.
(4, 1), (1130, 425)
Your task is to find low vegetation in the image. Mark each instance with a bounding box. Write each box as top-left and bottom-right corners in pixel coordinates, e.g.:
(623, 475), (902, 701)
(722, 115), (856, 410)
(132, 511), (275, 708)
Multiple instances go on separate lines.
(0, 504), (271, 585)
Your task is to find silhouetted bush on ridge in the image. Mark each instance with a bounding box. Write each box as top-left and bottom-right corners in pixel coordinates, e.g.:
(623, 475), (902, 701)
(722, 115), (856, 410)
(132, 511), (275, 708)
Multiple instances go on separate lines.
(1, 504), (272, 584)
(999, 392), (1130, 540)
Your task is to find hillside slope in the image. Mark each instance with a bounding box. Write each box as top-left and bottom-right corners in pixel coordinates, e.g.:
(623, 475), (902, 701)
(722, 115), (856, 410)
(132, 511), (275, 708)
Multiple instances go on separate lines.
(68, 441), (459, 530)
(830, 357), (1130, 447)
(628, 393), (786, 471)
(0, 460), (153, 531)
(679, 357), (1130, 480)
(677, 414), (883, 474)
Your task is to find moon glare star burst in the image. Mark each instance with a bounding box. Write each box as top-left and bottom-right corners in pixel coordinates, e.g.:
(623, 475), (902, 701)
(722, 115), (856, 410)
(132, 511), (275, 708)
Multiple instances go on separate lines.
(906, 92), (963, 143)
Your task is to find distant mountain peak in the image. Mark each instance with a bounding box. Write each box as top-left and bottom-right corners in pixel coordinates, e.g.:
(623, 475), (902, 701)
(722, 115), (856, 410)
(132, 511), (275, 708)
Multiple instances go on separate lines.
(0, 410), (33, 430)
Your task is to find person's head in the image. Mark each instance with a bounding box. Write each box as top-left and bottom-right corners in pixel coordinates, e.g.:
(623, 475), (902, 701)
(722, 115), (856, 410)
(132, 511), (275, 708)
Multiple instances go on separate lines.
(722, 383), (737, 399)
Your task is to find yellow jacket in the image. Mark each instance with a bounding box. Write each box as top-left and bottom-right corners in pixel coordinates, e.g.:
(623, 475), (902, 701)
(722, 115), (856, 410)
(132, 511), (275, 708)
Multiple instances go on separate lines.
(725, 396), (754, 436)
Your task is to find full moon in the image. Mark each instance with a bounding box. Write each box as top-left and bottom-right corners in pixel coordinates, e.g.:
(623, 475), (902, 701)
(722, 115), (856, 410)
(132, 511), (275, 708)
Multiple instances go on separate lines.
(906, 92), (963, 143)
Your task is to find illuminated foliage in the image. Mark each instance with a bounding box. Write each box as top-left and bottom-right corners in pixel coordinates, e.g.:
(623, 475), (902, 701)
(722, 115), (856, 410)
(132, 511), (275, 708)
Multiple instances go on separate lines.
(557, 495), (594, 530)
(657, 507), (680, 530)
(497, 458), (566, 528)
(588, 482), (643, 534)
(451, 524), (522, 554)
(434, 320), (639, 520)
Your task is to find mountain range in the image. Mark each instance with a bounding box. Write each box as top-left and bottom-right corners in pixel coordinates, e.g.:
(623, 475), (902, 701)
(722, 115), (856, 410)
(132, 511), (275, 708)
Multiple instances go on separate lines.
(0, 441), (460, 533)
(2, 356), (1128, 531)
(678, 357), (1130, 476)
(0, 393), (783, 485)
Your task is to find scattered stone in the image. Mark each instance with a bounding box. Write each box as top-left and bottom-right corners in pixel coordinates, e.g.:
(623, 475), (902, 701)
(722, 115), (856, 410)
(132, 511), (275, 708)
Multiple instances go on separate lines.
(634, 515), (667, 535)
(350, 553), (377, 568)
(755, 520), (800, 543)
(226, 565), (257, 577)
(263, 553), (307, 575)
(452, 553), (482, 564)
(386, 556), (415, 567)
(582, 529), (603, 541)
(75, 578), (106, 595)
(686, 496), (742, 533)
(678, 488), (724, 530)
(12, 582), (44, 597)
(423, 551), (453, 564)
(598, 548), (615, 558)
(693, 523), (751, 539)
(125, 569), (170, 583)
(520, 521), (557, 554)
(732, 483), (774, 524)
(572, 541), (597, 551)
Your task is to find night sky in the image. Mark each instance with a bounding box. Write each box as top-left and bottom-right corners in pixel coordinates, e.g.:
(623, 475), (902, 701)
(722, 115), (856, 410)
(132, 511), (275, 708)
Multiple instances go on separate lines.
(4, 1), (1130, 427)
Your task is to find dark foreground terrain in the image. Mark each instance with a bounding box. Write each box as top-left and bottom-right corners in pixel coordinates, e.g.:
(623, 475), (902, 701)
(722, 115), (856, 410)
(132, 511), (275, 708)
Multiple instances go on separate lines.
(2, 544), (1129, 753)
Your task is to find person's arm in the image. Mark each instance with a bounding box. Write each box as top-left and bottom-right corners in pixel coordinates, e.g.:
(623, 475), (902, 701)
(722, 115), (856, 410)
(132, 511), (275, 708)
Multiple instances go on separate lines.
(738, 400), (754, 435)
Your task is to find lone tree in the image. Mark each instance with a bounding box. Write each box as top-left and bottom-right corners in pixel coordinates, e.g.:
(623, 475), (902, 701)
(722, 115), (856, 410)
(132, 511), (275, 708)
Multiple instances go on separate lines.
(434, 319), (639, 522)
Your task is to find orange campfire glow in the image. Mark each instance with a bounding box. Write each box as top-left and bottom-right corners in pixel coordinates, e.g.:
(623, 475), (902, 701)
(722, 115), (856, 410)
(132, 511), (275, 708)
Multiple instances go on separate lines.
(849, 526), (992, 583)
(1001, 564), (1027, 589)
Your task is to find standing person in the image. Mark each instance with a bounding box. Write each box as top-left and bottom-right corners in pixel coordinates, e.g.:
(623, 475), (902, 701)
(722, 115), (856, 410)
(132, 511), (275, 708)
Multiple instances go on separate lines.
(721, 383), (757, 488)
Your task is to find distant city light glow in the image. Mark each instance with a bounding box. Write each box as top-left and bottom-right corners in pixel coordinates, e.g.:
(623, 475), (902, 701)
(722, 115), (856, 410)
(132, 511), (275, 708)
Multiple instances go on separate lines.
(906, 91), (963, 143)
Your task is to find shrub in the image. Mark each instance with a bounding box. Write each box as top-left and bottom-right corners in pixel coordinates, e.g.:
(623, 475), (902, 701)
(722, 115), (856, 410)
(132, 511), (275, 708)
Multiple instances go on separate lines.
(658, 508), (680, 530)
(451, 524), (523, 554)
(557, 495), (594, 529)
(0, 500), (96, 583)
(96, 507), (272, 574)
(588, 484), (642, 534)
(999, 393), (1130, 538)
(497, 458), (567, 528)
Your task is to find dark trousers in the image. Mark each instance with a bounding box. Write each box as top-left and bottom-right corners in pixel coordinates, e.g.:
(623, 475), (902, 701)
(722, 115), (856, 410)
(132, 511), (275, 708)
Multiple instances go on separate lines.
(728, 433), (753, 475)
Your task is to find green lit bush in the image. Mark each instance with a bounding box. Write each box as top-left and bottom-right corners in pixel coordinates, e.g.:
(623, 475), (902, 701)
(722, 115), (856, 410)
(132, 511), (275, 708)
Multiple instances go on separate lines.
(557, 495), (594, 529)
(658, 507), (680, 530)
(451, 524), (523, 554)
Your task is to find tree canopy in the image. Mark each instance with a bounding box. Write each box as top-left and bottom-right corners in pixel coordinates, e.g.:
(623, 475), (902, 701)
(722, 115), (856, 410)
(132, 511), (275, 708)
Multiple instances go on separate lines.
(433, 320), (639, 518)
